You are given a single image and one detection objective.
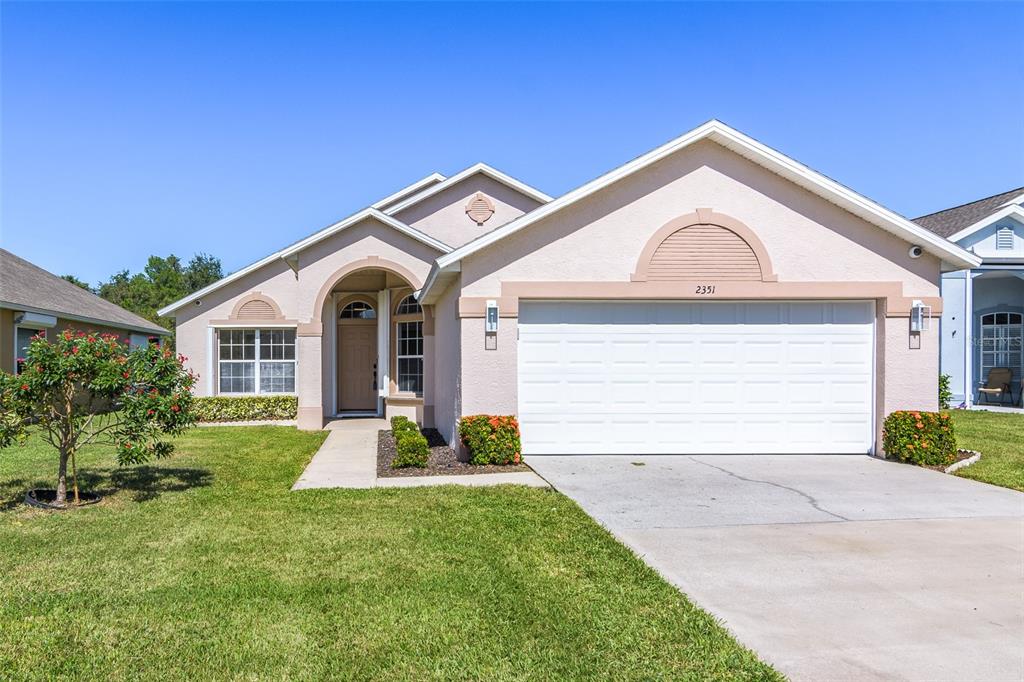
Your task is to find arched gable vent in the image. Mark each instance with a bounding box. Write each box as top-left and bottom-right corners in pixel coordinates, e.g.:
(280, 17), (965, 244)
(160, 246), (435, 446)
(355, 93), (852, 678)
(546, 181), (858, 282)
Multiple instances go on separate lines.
(649, 225), (761, 281)
(632, 209), (777, 283)
(230, 293), (284, 321)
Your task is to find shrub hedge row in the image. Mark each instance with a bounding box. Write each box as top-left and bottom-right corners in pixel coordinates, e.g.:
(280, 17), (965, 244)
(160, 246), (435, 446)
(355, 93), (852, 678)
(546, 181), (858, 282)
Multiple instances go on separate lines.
(882, 410), (957, 466)
(193, 395), (297, 422)
(458, 415), (522, 465)
(390, 415), (428, 468)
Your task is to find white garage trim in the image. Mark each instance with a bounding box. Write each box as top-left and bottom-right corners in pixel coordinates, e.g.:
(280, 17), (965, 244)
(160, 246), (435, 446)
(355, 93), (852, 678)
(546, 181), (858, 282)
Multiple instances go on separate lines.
(518, 300), (876, 455)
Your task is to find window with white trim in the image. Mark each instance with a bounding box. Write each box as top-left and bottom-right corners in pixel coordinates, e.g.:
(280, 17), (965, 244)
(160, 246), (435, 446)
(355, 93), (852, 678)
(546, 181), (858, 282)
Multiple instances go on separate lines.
(996, 226), (1014, 250)
(980, 312), (1023, 384)
(395, 294), (422, 316)
(393, 295), (424, 395)
(218, 328), (296, 394)
(395, 321), (423, 394)
(339, 301), (376, 319)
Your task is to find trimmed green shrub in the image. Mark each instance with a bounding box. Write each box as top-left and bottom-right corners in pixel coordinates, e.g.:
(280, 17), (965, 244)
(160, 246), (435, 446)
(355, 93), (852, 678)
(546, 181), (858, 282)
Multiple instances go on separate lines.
(882, 410), (957, 466)
(390, 415), (418, 437)
(193, 395), (297, 422)
(458, 415), (522, 465)
(389, 415), (427, 468)
(391, 430), (428, 468)
(938, 373), (953, 410)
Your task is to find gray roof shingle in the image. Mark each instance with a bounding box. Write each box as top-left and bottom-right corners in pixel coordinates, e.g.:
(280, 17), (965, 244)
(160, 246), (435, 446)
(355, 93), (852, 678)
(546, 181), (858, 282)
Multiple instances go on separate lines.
(0, 249), (167, 335)
(913, 187), (1024, 239)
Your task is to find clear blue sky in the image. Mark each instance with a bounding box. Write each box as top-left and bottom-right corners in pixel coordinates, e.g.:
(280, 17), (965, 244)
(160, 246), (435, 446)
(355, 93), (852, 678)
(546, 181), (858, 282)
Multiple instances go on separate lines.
(3, 1), (1022, 285)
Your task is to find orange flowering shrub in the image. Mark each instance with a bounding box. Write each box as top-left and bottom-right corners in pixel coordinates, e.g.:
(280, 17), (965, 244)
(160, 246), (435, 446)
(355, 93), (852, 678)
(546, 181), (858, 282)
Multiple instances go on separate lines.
(458, 415), (522, 465)
(882, 411), (956, 466)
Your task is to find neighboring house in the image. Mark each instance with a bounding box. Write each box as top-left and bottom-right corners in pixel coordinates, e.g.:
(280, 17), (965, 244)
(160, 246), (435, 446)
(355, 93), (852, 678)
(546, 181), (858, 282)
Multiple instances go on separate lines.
(0, 248), (168, 373)
(915, 188), (1024, 406)
(159, 121), (979, 456)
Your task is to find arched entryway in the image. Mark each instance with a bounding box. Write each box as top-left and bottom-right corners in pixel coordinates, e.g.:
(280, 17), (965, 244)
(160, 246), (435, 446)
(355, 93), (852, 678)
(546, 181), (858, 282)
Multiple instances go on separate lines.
(325, 266), (427, 418)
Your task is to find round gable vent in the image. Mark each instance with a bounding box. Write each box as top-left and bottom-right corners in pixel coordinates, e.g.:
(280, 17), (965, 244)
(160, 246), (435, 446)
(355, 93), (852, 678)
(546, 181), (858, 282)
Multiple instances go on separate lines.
(465, 192), (495, 225)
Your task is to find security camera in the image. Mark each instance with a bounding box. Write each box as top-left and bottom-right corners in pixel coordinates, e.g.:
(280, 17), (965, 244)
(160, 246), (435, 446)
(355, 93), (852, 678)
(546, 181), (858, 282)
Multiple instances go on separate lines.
(908, 245), (923, 259)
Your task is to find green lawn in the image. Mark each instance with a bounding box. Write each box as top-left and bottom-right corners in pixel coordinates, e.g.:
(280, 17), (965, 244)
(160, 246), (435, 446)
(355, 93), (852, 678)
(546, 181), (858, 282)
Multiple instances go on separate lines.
(0, 427), (778, 681)
(948, 410), (1024, 492)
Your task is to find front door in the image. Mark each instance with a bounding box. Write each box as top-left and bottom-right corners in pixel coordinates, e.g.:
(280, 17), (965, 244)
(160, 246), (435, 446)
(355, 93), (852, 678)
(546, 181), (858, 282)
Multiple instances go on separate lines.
(338, 323), (378, 411)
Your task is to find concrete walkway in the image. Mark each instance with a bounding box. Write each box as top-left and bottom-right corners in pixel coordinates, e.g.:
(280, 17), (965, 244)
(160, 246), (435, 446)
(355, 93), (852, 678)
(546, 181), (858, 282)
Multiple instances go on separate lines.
(292, 418), (547, 490)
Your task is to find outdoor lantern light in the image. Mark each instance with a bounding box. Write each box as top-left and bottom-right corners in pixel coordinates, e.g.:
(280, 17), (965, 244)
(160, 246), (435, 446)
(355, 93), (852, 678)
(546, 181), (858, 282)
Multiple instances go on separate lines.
(910, 300), (931, 333)
(486, 300), (499, 333)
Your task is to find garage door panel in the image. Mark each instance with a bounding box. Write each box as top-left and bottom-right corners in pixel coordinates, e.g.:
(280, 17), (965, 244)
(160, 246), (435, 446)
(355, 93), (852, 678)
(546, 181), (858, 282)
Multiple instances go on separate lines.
(518, 300), (874, 455)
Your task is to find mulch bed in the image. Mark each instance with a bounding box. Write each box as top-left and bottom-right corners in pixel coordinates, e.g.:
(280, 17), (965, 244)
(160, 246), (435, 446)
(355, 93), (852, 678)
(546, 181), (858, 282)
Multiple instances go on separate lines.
(377, 429), (532, 478)
(921, 449), (979, 473)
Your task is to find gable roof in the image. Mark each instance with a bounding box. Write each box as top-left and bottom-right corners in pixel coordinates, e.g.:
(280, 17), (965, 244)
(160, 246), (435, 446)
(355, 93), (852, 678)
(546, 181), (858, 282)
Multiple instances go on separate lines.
(371, 172), (446, 211)
(913, 186), (1024, 239)
(0, 249), (168, 335)
(382, 163), (552, 216)
(157, 208), (451, 316)
(418, 120), (982, 303)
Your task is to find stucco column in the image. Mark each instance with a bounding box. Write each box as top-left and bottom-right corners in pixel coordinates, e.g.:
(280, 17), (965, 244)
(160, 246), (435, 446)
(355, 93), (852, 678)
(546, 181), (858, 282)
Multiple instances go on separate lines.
(297, 322), (324, 430)
(422, 304), (435, 428)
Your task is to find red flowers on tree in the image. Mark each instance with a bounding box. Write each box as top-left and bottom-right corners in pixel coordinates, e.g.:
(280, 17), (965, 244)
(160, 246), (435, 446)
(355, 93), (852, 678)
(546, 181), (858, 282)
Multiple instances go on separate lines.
(0, 330), (197, 507)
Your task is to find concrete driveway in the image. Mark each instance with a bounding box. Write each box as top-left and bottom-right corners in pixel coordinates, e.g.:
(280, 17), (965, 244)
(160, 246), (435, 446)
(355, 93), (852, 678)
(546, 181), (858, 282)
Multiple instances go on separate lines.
(527, 454), (1024, 681)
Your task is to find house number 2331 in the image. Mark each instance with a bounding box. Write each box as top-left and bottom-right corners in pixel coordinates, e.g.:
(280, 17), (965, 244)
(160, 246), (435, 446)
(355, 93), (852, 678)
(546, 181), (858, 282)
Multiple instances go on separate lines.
(694, 285), (716, 295)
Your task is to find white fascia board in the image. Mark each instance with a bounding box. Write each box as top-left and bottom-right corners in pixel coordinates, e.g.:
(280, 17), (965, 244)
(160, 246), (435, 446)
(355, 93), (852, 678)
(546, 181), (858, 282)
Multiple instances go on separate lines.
(383, 163), (552, 216)
(428, 121), (980, 290)
(945, 205), (1024, 243)
(158, 209), (451, 316)
(416, 261), (460, 305)
(371, 172), (446, 210)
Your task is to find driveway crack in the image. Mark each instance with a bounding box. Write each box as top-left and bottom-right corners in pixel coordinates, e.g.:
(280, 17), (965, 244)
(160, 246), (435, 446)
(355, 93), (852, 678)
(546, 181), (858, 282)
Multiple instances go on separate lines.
(688, 457), (851, 521)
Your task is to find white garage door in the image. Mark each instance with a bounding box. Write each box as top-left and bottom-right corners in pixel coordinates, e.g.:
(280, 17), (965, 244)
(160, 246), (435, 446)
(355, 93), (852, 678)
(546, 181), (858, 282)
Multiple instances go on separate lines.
(518, 300), (875, 455)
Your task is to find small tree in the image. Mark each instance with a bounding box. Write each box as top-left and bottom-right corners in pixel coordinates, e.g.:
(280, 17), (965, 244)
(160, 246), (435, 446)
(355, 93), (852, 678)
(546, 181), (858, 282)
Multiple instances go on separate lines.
(0, 330), (197, 506)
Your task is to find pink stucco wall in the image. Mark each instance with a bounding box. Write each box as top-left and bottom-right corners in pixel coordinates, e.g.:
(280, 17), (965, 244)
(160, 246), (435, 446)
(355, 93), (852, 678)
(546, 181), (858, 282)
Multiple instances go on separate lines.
(393, 174), (544, 249)
(461, 141), (941, 296)
(430, 278), (462, 446)
(449, 140), (943, 455)
(175, 217), (441, 425)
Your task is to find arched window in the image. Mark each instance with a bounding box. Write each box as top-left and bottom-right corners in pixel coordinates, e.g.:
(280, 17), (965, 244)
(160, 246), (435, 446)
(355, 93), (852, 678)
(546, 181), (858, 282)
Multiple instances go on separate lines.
(395, 294), (422, 316)
(339, 301), (376, 320)
(980, 312), (1023, 382)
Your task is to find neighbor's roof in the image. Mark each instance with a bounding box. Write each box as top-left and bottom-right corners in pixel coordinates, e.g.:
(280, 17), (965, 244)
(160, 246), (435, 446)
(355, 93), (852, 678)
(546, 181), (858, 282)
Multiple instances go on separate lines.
(913, 187), (1024, 239)
(0, 249), (168, 336)
(419, 120), (982, 303)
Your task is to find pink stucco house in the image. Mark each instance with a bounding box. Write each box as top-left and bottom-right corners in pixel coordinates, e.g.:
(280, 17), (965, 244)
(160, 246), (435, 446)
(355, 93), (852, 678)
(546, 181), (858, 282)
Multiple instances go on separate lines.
(159, 121), (979, 456)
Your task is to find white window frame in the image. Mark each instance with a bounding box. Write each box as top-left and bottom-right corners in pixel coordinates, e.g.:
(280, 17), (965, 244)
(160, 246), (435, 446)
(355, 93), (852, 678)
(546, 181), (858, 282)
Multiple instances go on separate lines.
(979, 311), (1023, 386)
(394, 319), (423, 396)
(217, 328), (297, 395)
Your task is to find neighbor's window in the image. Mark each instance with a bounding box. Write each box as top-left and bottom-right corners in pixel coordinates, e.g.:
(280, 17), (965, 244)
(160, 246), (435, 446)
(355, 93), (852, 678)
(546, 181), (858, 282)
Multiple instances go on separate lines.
(218, 328), (295, 394)
(14, 327), (46, 374)
(980, 312), (1023, 383)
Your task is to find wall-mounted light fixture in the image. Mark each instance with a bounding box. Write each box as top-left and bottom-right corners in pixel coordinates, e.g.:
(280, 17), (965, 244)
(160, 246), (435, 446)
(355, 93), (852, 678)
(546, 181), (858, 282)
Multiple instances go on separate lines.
(910, 300), (932, 333)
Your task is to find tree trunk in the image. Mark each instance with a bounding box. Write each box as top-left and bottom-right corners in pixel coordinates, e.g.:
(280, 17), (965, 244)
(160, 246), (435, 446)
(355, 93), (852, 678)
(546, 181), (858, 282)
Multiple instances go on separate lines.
(56, 448), (69, 507)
